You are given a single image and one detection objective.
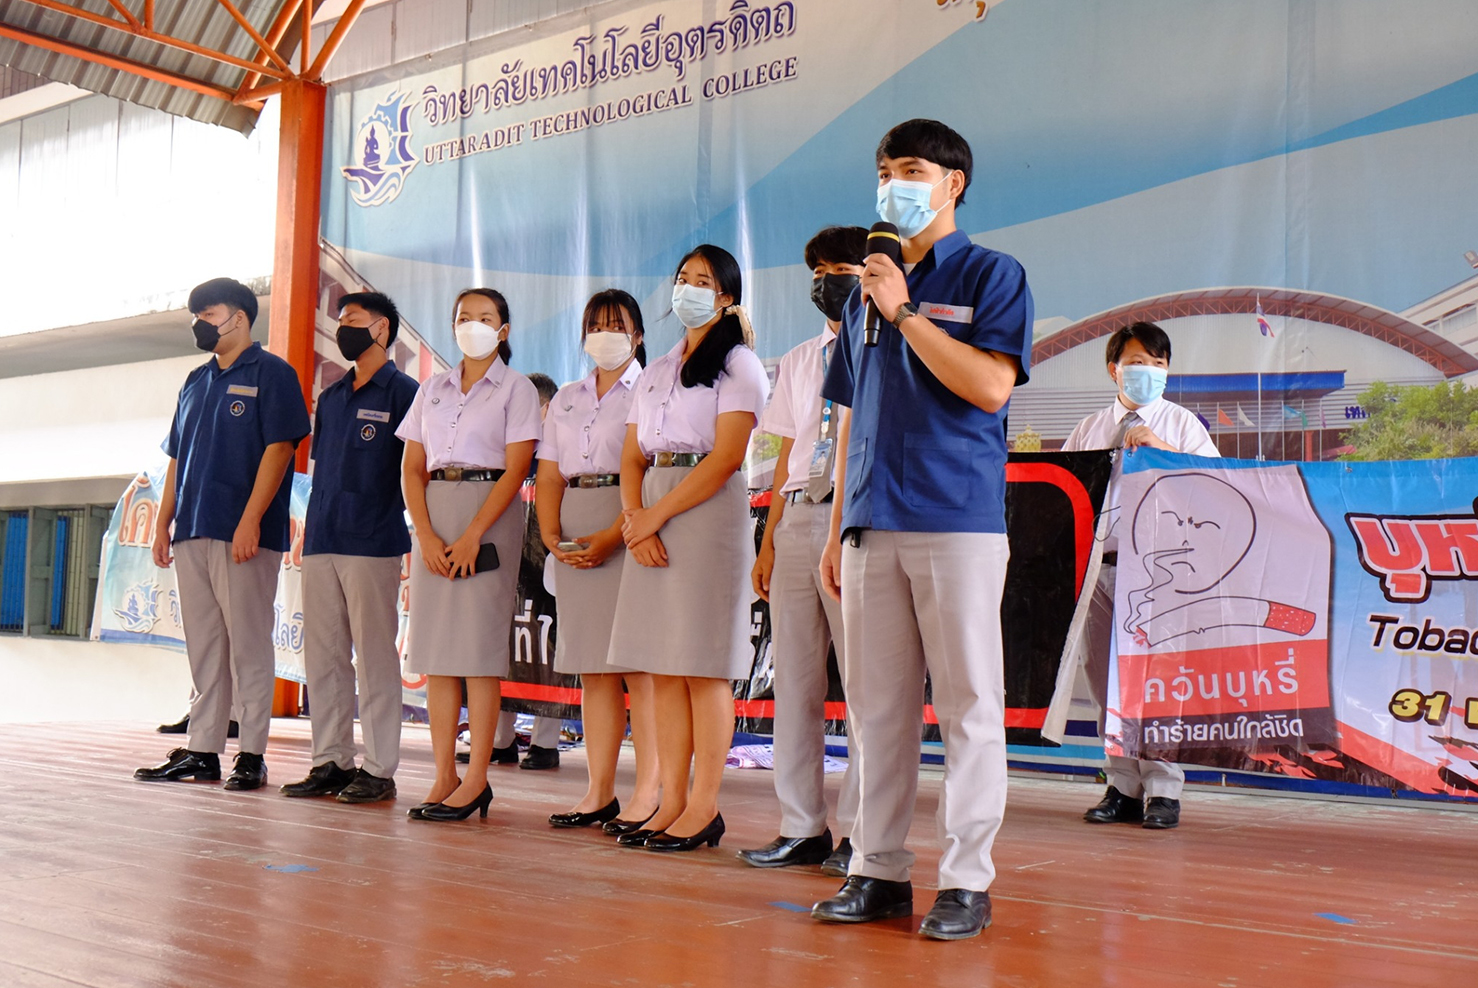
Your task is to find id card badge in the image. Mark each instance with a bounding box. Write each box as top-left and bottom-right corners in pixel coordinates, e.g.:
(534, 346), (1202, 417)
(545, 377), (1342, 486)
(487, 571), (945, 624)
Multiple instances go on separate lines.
(806, 437), (835, 503)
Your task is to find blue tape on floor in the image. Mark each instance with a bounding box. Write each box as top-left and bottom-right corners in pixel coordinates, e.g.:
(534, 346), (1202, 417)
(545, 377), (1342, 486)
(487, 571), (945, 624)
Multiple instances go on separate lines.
(1315, 912), (1356, 925)
(263, 864), (320, 874)
(770, 902), (811, 913)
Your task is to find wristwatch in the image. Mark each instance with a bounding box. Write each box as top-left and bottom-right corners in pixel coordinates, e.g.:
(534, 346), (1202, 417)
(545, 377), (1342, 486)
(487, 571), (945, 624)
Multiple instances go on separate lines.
(892, 301), (918, 325)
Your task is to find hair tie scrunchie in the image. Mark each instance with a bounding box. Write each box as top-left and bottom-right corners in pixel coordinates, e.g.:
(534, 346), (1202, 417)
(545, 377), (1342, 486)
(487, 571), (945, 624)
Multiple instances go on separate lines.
(726, 304), (755, 348)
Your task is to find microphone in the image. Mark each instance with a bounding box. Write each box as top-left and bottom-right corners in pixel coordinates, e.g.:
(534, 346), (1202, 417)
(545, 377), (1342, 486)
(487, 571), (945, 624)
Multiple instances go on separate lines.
(864, 221), (901, 347)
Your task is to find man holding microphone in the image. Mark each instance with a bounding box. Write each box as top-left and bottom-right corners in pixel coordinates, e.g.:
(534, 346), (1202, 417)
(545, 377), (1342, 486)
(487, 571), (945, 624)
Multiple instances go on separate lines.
(811, 119), (1033, 941)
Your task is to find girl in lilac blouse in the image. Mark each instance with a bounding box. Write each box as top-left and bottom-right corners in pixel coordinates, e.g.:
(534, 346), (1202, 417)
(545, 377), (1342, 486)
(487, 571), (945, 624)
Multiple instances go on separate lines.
(605, 245), (770, 852)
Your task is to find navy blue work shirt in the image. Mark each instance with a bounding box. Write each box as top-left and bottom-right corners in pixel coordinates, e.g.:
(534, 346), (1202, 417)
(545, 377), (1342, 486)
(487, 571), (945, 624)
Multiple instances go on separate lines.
(821, 230), (1034, 534)
(304, 361), (420, 557)
(163, 342), (312, 552)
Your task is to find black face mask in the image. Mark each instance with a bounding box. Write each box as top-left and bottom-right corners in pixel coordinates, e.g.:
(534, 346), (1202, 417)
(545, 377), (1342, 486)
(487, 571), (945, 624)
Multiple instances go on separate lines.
(810, 273), (860, 322)
(336, 324), (378, 362)
(191, 315), (228, 352)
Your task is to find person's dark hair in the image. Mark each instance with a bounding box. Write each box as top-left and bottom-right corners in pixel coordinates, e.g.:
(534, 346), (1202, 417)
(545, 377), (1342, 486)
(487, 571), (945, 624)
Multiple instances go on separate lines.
(581, 289), (648, 367)
(1105, 321), (1173, 366)
(876, 118), (973, 208)
(338, 290), (401, 346)
(188, 277), (258, 328)
(454, 287), (512, 364)
(674, 244), (744, 390)
(804, 226), (869, 269)
(527, 372), (558, 405)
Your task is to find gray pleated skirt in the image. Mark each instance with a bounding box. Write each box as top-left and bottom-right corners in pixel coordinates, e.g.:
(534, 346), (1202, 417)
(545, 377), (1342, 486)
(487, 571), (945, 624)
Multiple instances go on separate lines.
(406, 479), (523, 677)
(606, 467), (755, 680)
(552, 486), (632, 676)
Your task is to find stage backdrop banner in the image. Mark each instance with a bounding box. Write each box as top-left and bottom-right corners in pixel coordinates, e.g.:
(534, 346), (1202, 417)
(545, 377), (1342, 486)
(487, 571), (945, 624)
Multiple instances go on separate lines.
(1106, 449), (1478, 800)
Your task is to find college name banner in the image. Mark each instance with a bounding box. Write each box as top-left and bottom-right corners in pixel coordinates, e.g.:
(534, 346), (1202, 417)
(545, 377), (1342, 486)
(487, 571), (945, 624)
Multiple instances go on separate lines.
(1106, 449), (1478, 800)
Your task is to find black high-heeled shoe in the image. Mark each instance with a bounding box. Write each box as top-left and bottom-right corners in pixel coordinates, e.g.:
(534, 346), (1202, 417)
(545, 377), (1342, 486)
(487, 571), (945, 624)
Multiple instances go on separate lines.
(549, 798), (620, 829)
(416, 784), (494, 821)
(645, 814), (725, 852)
(406, 802), (436, 820)
(603, 811), (657, 837)
(615, 827), (660, 847)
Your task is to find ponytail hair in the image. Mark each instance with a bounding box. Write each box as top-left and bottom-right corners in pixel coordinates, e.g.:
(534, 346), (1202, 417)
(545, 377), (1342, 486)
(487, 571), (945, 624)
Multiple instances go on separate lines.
(581, 288), (647, 367)
(674, 244), (746, 389)
(454, 287), (513, 364)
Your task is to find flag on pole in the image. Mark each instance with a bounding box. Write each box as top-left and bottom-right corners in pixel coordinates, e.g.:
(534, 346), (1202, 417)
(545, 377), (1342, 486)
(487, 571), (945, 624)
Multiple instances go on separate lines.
(1217, 407), (1234, 427)
(1256, 295), (1274, 338)
(1236, 405), (1255, 427)
(1283, 404), (1308, 428)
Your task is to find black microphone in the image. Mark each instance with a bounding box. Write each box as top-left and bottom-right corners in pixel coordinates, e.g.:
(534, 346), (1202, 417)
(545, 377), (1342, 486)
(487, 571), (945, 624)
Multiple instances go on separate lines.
(864, 221), (901, 347)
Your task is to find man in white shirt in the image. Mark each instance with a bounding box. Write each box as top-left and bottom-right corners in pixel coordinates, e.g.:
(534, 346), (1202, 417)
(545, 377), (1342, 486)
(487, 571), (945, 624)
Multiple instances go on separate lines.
(1061, 321), (1219, 831)
(739, 226), (867, 874)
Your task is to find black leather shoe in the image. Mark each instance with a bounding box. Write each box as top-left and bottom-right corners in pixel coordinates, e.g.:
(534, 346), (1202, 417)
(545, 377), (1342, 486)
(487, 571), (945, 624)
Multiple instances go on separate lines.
(615, 828), (660, 847)
(134, 748), (220, 782)
(407, 802), (436, 820)
(280, 762), (355, 797)
(491, 742), (520, 764)
(156, 713), (190, 734)
(1083, 785), (1144, 824)
(812, 876), (913, 924)
(336, 769), (397, 804)
(919, 889), (992, 940)
(737, 829), (833, 868)
(520, 744), (559, 770)
(646, 814), (725, 852)
(550, 798), (620, 828)
(603, 812), (656, 836)
(223, 752), (267, 791)
(821, 837), (853, 877)
(417, 785), (494, 821)
(1142, 797), (1181, 829)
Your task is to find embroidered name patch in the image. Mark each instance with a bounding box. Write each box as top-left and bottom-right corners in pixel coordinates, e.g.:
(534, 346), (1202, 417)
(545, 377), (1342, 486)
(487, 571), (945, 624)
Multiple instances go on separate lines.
(226, 384), (259, 396)
(357, 409), (391, 422)
(919, 302), (974, 323)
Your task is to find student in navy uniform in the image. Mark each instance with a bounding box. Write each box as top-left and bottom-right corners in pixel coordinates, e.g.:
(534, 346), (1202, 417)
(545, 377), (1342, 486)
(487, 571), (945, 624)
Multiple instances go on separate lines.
(739, 226), (866, 875)
(136, 277), (311, 791)
(281, 292), (419, 804)
(811, 120), (1033, 941)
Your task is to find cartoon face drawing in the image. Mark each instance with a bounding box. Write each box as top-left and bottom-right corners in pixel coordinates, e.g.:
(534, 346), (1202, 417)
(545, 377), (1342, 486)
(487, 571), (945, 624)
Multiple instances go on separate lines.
(1130, 473), (1255, 595)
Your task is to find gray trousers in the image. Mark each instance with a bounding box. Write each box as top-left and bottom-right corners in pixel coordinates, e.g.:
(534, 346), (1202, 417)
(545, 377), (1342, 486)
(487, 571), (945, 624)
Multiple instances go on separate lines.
(302, 553), (404, 778)
(770, 501), (858, 838)
(496, 710), (561, 748)
(1085, 563), (1185, 799)
(174, 538), (281, 755)
(841, 530), (1009, 891)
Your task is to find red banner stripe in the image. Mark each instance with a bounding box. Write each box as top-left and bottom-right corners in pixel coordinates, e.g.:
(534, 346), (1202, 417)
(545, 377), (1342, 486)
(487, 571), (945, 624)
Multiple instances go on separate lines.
(501, 683), (1047, 731)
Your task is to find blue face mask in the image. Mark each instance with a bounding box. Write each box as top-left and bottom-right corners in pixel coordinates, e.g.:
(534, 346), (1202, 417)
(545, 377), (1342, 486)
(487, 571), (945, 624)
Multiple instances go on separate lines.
(876, 172), (952, 239)
(1119, 364), (1168, 406)
(672, 282), (718, 329)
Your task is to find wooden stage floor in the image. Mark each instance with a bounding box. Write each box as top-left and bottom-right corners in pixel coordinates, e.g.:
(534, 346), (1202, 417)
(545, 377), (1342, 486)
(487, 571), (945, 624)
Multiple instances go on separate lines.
(0, 719), (1472, 988)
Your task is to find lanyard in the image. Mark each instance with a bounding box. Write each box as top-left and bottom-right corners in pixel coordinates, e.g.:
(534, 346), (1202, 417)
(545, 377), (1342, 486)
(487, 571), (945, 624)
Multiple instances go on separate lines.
(819, 341), (835, 441)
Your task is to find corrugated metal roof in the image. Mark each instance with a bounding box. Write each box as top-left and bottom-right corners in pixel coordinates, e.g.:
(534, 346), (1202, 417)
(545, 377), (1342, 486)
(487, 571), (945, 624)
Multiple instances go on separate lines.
(0, 0), (296, 135)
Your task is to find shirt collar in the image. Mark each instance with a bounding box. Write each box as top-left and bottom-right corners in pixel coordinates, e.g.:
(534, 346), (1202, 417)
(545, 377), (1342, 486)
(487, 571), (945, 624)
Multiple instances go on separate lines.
(456, 356), (508, 388)
(925, 229), (971, 267)
(348, 359), (398, 390)
(215, 341), (262, 372)
(818, 324), (838, 348)
(1113, 394), (1163, 421)
(664, 337), (688, 362)
(578, 358), (644, 396)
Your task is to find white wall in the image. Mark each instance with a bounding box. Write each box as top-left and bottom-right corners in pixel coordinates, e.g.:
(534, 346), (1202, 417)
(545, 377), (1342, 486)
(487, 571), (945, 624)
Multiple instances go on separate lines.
(0, 636), (191, 724)
(0, 355), (201, 485)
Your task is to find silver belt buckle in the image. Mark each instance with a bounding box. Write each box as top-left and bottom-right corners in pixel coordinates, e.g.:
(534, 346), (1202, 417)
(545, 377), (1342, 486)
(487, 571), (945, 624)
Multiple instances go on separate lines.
(577, 475), (598, 488)
(443, 466), (463, 482)
(654, 451), (676, 468)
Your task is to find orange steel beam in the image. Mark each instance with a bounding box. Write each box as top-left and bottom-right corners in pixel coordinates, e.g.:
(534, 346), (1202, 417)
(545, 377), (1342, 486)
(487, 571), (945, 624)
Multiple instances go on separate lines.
(144, 0), (153, 31)
(269, 79), (327, 472)
(211, 0), (292, 74)
(233, 0), (303, 101)
(0, 19), (239, 101)
(103, 0), (141, 30)
(306, 0), (366, 79)
(300, 0), (311, 75)
(14, 0), (292, 79)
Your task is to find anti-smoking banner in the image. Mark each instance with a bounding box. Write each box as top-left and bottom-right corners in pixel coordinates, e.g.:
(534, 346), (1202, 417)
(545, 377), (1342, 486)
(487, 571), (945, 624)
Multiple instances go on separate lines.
(1106, 449), (1478, 800)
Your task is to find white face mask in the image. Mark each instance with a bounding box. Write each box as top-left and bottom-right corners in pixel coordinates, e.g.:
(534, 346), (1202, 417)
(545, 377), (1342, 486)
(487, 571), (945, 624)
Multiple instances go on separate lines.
(672, 282), (718, 329)
(584, 331), (635, 371)
(455, 322), (501, 360)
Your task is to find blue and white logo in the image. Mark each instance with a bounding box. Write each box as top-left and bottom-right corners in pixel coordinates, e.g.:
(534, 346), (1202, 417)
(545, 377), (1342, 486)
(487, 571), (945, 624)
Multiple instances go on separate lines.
(341, 89), (419, 208)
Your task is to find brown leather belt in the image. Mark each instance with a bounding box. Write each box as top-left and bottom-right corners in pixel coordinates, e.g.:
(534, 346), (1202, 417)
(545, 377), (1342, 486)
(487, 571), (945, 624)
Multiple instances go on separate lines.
(784, 490), (834, 505)
(568, 474), (620, 488)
